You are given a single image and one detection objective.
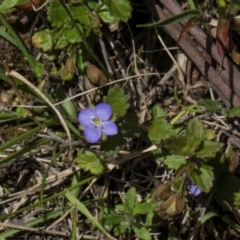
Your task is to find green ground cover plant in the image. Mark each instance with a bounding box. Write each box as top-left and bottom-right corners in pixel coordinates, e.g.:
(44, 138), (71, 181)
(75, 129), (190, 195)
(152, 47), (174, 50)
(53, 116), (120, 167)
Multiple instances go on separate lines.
(1, 0), (240, 239)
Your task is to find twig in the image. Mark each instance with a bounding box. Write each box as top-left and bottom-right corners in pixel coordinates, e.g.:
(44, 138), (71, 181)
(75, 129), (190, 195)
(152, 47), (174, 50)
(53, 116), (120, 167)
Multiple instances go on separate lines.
(6, 70), (72, 150)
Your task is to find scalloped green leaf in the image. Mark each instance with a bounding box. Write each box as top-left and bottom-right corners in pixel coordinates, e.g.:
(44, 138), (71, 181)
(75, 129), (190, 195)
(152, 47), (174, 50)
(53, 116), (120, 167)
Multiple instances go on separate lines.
(48, 0), (69, 27)
(32, 29), (53, 52)
(196, 141), (222, 158)
(75, 151), (104, 174)
(185, 118), (205, 154)
(164, 136), (189, 156)
(105, 86), (129, 117)
(162, 155), (186, 170)
(70, 4), (91, 26)
(62, 27), (81, 44)
(106, 0), (132, 22)
(149, 119), (175, 143)
(150, 104), (166, 119)
(186, 117), (204, 140)
(189, 163), (214, 193)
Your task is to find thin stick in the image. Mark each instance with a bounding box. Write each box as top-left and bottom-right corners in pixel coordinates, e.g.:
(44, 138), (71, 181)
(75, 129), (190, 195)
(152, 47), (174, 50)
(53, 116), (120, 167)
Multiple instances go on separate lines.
(6, 70), (72, 150)
(11, 72), (160, 109)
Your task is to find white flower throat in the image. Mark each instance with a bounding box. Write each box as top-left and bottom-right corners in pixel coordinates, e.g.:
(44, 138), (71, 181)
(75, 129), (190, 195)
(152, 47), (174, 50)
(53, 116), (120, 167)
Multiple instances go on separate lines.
(91, 116), (102, 127)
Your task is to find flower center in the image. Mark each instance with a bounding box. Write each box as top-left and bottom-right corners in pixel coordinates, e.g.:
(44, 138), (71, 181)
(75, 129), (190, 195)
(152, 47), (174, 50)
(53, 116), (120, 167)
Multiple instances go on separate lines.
(92, 117), (102, 127)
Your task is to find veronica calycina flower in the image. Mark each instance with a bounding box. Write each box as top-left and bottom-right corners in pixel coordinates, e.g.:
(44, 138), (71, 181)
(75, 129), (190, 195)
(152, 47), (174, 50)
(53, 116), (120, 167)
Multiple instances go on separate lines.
(189, 182), (201, 196)
(78, 103), (118, 143)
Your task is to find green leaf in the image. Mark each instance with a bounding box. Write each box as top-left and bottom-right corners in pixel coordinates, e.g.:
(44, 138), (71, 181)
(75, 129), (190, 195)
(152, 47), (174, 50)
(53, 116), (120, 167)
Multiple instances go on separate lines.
(55, 35), (68, 49)
(34, 62), (44, 79)
(197, 99), (222, 111)
(137, 9), (201, 28)
(0, 138), (51, 165)
(0, 0), (29, 13)
(172, 176), (183, 193)
(48, 0), (69, 27)
(150, 105), (166, 119)
(162, 155), (186, 170)
(75, 151), (104, 174)
(145, 210), (154, 227)
(234, 193), (240, 208)
(53, 86), (77, 118)
(50, 28), (68, 49)
(185, 118), (205, 154)
(204, 129), (216, 140)
(126, 187), (137, 209)
(70, 5), (91, 26)
(65, 118), (81, 137)
(0, 208), (70, 238)
(133, 202), (155, 215)
(70, 171), (81, 198)
(227, 0), (240, 20)
(115, 204), (126, 212)
(133, 225), (151, 240)
(196, 211), (218, 227)
(225, 105), (240, 118)
(113, 222), (127, 236)
(189, 163), (214, 193)
(32, 29), (53, 52)
(16, 107), (28, 118)
(65, 190), (113, 239)
(98, 5), (117, 23)
(164, 136), (189, 156)
(105, 86), (129, 117)
(148, 119), (175, 143)
(106, 0), (132, 22)
(196, 141), (222, 158)
(0, 26), (17, 47)
(0, 125), (42, 153)
(104, 213), (125, 226)
(62, 27), (81, 44)
(186, 117), (204, 140)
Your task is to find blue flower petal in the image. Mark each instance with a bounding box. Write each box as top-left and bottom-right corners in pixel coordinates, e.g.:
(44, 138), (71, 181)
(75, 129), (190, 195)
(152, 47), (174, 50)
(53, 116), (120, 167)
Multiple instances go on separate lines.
(84, 126), (102, 143)
(189, 184), (201, 196)
(78, 108), (95, 127)
(95, 103), (112, 121)
(102, 121), (118, 136)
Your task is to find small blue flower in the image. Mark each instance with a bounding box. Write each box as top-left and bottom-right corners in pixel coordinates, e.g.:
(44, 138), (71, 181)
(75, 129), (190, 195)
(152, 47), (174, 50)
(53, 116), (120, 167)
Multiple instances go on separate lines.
(189, 183), (201, 196)
(78, 103), (118, 143)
